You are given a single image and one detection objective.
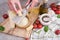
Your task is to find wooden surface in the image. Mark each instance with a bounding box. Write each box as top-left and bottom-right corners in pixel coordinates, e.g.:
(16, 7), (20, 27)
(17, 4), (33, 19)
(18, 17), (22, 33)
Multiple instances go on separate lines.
(0, 7), (39, 38)
(0, 18), (32, 38)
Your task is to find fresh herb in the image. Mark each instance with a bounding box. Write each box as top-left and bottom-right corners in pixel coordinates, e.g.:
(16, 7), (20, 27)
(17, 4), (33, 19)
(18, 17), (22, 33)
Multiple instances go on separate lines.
(0, 26), (5, 31)
(57, 14), (60, 18)
(44, 26), (48, 32)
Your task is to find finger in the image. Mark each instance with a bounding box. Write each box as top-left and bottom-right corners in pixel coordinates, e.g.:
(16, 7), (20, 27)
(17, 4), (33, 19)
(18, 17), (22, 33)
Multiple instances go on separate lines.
(17, 1), (22, 11)
(8, 0), (14, 10)
(30, 0), (38, 8)
(8, 0), (22, 13)
(26, 0), (30, 6)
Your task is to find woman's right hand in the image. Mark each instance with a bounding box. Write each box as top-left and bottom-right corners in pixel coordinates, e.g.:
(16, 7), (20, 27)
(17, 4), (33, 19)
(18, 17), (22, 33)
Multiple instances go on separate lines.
(8, 0), (22, 13)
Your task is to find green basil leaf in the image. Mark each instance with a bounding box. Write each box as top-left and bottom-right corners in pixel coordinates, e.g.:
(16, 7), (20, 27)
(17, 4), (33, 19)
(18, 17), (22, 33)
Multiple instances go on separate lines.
(57, 14), (60, 18)
(44, 26), (48, 32)
(0, 26), (5, 31)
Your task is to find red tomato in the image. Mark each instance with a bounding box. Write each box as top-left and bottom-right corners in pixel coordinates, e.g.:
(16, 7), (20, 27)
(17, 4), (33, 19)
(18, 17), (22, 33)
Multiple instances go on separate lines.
(35, 20), (40, 24)
(33, 23), (37, 29)
(55, 30), (60, 35)
(25, 38), (29, 40)
(3, 14), (8, 19)
(50, 3), (56, 8)
(37, 24), (42, 29)
(51, 6), (57, 11)
(57, 5), (60, 9)
(55, 10), (60, 14)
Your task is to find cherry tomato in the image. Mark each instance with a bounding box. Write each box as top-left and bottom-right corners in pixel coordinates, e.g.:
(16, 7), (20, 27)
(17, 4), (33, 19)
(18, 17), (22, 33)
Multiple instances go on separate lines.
(55, 10), (60, 14)
(50, 3), (56, 8)
(55, 30), (60, 35)
(51, 6), (57, 11)
(3, 14), (8, 19)
(25, 38), (29, 40)
(57, 5), (60, 9)
(33, 23), (37, 29)
(35, 20), (40, 24)
(37, 24), (42, 29)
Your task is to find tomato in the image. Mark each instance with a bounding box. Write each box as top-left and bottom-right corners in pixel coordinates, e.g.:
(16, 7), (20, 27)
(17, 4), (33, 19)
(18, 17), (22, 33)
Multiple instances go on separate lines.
(57, 5), (60, 9)
(51, 7), (57, 11)
(50, 3), (56, 8)
(25, 38), (29, 40)
(33, 23), (37, 29)
(55, 10), (60, 14)
(57, 5), (60, 10)
(37, 24), (42, 29)
(55, 30), (60, 35)
(35, 20), (40, 24)
(50, 3), (57, 11)
(3, 14), (8, 19)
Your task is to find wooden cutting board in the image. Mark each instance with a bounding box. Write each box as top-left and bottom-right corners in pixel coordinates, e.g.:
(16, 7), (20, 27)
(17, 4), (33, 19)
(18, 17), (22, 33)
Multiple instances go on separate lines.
(0, 7), (39, 38)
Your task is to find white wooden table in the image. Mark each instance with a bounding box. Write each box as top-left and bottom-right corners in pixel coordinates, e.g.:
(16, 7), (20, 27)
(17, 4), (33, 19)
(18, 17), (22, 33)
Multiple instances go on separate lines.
(0, 0), (60, 40)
